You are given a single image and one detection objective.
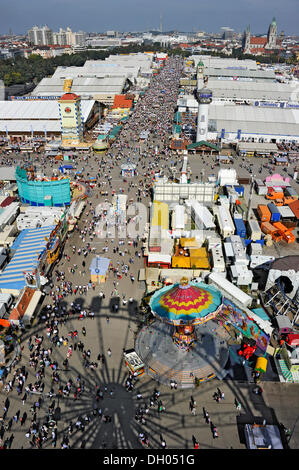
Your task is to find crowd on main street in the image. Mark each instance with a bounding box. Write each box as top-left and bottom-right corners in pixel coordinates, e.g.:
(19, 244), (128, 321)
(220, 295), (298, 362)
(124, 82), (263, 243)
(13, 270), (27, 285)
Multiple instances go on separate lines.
(1, 53), (298, 449)
(0, 56), (205, 449)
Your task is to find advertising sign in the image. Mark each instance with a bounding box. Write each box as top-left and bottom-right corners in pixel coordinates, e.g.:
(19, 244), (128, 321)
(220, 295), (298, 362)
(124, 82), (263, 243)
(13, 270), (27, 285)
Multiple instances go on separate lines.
(9, 95), (61, 100)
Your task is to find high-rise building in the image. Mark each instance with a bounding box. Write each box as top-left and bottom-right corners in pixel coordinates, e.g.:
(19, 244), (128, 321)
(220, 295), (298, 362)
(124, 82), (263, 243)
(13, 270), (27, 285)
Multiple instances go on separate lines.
(53, 28), (68, 45)
(28, 25), (85, 47)
(221, 27), (234, 40)
(28, 25), (53, 45)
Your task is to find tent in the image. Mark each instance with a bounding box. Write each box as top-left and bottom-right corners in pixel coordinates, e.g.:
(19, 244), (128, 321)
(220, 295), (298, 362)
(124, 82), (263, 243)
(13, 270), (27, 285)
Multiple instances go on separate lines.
(89, 256), (111, 283)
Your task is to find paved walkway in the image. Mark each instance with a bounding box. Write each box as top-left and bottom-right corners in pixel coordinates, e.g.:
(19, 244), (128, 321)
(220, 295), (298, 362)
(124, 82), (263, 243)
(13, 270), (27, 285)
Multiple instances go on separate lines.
(0, 55), (299, 449)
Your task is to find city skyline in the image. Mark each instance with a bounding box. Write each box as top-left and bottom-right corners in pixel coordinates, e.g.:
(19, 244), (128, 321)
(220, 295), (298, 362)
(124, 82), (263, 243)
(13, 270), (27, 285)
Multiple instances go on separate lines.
(1, 0), (298, 36)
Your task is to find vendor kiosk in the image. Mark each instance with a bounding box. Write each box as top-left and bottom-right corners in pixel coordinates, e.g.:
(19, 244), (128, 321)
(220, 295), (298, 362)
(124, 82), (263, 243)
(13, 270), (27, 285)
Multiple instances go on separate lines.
(124, 349), (145, 377)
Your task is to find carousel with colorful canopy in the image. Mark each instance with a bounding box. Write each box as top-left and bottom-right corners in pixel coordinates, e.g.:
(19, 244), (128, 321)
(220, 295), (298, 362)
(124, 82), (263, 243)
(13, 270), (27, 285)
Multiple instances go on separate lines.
(150, 277), (222, 350)
(135, 277), (230, 387)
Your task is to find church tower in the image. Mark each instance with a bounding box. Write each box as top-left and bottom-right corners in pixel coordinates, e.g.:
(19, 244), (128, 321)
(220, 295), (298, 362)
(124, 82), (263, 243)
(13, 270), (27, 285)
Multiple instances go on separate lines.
(266, 17), (277, 49)
(243, 25), (251, 54)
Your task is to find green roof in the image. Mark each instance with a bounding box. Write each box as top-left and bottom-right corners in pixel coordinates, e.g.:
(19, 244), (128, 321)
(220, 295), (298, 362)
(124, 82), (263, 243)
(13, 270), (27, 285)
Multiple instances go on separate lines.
(172, 124), (181, 135)
(109, 125), (122, 136)
(174, 111), (182, 123)
(252, 308), (270, 322)
(187, 141), (220, 151)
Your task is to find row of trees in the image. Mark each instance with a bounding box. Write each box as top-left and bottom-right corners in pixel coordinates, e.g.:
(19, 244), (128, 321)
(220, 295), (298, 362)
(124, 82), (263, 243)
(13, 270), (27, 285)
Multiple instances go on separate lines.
(0, 43), (170, 87)
(0, 41), (294, 87)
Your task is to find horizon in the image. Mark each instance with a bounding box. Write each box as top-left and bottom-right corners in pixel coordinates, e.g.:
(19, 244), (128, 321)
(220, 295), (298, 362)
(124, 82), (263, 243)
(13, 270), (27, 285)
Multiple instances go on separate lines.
(0, 0), (298, 37)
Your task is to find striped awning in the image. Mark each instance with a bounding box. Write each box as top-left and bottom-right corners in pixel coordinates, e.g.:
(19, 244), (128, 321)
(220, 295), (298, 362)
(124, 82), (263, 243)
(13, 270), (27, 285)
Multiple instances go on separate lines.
(0, 226), (55, 291)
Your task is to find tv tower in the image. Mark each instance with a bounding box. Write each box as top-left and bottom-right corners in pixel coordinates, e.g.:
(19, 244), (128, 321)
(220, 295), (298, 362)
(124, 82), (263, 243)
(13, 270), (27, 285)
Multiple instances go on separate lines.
(160, 13), (163, 33)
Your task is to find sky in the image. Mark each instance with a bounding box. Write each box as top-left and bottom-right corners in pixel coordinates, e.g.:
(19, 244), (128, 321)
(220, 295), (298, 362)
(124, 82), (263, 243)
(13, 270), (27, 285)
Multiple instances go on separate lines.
(1, 0), (298, 36)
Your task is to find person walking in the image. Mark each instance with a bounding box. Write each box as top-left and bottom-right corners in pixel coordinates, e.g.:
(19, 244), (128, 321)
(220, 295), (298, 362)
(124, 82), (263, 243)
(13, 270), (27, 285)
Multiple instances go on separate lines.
(21, 393), (27, 405)
(203, 407), (210, 424)
(160, 434), (167, 449)
(192, 435), (199, 449)
(20, 412), (27, 426)
(190, 400), (196, 415)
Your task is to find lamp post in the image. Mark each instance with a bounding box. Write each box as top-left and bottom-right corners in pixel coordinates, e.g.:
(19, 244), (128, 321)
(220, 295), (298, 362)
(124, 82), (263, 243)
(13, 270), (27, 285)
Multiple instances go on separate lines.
(245, 174), (255, 222)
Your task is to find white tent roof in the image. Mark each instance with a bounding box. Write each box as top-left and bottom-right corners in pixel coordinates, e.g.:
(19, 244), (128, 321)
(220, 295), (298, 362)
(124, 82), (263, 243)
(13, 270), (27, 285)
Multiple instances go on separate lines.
(52, 63), (140, 81)
(0, 100), (95, 133)
(0, 100), (95, 122)
(148, 253), (172, 264)
(209, 105), (299, 136)
(32, 76), (127, 96)
(208, 79), (296, 102)
(191, 55), (258, 70)
(208, 271), (252, 307)
(237, 142), (278, 152)
(205, 67), (276, 80)
(174, 205), (185, 229)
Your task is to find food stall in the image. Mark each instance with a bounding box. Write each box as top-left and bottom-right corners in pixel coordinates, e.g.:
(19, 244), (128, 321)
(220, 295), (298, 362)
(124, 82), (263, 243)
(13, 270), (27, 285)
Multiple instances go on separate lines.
(123, 349), (145, 377)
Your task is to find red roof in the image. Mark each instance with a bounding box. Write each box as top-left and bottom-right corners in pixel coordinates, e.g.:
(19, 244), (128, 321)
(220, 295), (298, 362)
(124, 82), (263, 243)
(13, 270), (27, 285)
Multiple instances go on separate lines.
(289, 199), (299, 219)
(59, 93), (79, 101)
(0, 196), (15, 207)
(250, 47), (266, 54)
(112, 94), (133, 109)
(47, 44), (71, 48)
(250, 36), (267, 45)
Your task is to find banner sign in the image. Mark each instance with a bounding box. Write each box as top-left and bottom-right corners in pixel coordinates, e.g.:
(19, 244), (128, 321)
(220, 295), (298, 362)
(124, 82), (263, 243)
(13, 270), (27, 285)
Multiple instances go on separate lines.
(9, 95), (61, 101)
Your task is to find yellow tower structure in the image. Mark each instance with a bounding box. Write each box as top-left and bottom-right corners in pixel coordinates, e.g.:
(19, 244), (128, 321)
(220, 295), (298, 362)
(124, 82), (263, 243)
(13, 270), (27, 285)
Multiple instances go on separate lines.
(58, 92), (84, 145)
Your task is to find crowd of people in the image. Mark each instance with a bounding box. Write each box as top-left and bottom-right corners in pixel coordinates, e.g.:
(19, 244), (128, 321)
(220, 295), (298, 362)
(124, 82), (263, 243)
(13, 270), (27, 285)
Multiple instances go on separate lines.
(0, 54), (257, 450)
(0, 56), (192, 449)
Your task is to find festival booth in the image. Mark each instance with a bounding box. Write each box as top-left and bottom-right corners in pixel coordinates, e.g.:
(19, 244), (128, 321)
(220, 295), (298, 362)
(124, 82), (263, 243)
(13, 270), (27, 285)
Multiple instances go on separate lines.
(92, 139), (109, 154)
(120, 163), (137, 178)
(264, 173), (290, 189)
(123, 349), (145, 377)
(89, 256), (111, 284)
(9, 287), (44, 326)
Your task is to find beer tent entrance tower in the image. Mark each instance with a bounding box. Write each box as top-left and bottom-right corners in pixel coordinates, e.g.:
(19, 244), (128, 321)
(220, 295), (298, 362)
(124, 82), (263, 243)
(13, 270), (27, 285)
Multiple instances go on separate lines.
(58, 92), (84, 146)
